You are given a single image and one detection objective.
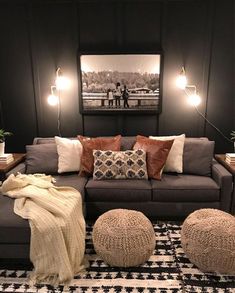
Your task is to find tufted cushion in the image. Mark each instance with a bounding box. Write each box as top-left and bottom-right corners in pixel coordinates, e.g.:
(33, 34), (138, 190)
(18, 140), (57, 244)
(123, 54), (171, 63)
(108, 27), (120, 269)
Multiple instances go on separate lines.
(93, 149), (148, 180)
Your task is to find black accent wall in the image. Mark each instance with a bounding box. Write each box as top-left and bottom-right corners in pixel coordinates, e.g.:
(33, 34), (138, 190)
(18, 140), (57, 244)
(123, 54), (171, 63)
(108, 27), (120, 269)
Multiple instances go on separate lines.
(0, 0), (234, 153)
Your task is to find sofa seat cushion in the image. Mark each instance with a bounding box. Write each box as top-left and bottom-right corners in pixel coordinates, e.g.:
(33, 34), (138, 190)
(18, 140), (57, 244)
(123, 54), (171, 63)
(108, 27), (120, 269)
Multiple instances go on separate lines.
(53, 174), (88, 201)
(151, 174), (220, 202)
(86, 179), (152, 202)
(0, 195), (30, 244)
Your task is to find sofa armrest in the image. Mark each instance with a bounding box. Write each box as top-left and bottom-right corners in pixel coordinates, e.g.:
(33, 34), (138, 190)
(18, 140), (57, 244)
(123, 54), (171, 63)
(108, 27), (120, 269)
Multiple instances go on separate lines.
(5, 162), (26, 178)
(211, 159), (233, 212)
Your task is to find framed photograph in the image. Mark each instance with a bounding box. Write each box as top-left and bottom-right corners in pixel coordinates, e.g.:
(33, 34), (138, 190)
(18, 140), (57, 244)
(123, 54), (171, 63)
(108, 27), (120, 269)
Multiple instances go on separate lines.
(78, 53), (162, 114)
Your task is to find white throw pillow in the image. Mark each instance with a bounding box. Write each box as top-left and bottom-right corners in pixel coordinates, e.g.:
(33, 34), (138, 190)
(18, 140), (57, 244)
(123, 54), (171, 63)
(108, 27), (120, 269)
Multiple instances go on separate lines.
(55, 136), (83, 173)
(149, 134), (185, 173)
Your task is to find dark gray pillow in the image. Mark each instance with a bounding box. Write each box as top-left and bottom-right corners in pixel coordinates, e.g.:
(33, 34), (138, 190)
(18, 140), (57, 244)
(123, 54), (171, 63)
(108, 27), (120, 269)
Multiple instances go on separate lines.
(183, 138), (215, 176)
(33, 137), (55, 145)
(26, 144), (58, 174)
(33, 137), (77, 145)
(121, 136), (136, 151)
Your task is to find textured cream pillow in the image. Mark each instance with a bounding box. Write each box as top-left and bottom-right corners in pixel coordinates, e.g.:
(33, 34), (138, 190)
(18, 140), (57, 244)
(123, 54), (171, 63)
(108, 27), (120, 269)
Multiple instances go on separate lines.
(149, 134), (185, 173)
(55, 136), (83, 173)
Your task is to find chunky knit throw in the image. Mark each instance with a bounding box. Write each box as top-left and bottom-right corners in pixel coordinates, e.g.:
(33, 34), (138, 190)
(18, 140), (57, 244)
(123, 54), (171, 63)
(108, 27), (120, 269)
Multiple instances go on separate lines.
(92, 209), (155, 267)
(181, 208), (235, 274)
(1, 173), (86, 285)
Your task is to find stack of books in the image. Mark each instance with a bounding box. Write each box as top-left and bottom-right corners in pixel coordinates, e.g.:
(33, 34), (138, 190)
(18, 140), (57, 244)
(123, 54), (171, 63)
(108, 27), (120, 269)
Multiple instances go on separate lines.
(0, 153), (14, 164)
(225, 153), (235, 164)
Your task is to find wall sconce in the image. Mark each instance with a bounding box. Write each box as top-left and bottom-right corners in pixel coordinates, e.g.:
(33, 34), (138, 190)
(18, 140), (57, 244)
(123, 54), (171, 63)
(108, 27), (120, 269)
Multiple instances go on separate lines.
(55, 68), (70, 90)
(47, 68), (70, 136)
(176, 67), (232, 143)
(175, 67), (187, 89)
(176, 67), (201, 107)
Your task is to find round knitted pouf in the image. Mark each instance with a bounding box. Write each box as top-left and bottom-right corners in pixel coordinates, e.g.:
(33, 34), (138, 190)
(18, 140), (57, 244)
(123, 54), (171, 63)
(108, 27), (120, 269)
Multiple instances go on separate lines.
(181, 208), (235, 274)
(92, 209), (155, 267)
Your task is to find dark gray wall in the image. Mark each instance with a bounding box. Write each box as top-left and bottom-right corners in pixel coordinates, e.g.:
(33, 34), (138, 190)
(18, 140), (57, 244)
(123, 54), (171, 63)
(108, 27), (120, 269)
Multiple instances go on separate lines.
(0, 0), (233, 153)
(234, 0), (235, 131)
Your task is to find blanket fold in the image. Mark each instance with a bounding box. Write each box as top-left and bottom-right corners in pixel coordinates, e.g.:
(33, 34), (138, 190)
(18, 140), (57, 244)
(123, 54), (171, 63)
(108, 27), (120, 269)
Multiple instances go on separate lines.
(1, 173), (86, 285)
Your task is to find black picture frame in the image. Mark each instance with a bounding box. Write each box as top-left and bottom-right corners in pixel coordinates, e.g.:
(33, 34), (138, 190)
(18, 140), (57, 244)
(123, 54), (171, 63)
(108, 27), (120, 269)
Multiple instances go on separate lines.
(78, 51), (163, 114)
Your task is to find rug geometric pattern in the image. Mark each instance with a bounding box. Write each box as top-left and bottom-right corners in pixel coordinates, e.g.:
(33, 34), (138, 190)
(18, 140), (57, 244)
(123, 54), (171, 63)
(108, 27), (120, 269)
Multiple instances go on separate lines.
(0, 223), (234, 292)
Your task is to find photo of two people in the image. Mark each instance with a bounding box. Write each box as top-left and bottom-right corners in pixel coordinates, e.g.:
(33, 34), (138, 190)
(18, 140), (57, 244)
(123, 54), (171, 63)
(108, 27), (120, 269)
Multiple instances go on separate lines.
(107, 83), (129, 109)
(80, 54), (161, 113)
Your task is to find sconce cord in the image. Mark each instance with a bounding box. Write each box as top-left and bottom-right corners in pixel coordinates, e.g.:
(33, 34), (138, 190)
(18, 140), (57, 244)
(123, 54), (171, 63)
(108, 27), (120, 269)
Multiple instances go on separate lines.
(194, 106), (232, 143)
(57, 91), (61, 137)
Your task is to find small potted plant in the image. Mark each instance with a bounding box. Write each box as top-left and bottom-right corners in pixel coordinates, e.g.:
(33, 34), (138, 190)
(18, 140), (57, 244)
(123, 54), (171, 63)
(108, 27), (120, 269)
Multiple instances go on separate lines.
(0, 129), (12, 155)
(231, 130), (235, 152)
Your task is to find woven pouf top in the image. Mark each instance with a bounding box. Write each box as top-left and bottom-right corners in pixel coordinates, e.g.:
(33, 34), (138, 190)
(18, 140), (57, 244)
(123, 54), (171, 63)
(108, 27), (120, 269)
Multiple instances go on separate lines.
(181, 208), (235, 274)
(92, 209), (155, 267)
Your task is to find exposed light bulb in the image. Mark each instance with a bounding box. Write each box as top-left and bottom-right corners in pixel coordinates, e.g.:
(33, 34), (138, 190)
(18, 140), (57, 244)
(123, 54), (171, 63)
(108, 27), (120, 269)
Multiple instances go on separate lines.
(187, 94), (201, 106)
(55, 76), (70, 90)
(48, 94), (59, 106)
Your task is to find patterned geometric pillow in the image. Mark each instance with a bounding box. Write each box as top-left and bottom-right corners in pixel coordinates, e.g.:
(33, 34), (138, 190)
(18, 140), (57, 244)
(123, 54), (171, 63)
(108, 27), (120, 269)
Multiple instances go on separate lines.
(93, 149), (148, 180)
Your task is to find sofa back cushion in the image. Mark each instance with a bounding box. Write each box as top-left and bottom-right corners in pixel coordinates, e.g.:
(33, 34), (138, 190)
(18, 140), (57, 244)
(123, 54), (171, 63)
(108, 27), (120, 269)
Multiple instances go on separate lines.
(30, 136), (214, 177)
(26, 144), (58, 174)
(121, 136), (136, 151)
(183, 138), (215, 176)
(33, 137), (55, 145)
(33, 136), (137, 150)
(31, 137), (82, 174)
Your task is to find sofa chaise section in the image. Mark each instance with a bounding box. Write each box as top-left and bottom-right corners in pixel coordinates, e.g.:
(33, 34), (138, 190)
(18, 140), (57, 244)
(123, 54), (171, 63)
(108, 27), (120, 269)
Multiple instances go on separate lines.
(0, 175), (88, 259)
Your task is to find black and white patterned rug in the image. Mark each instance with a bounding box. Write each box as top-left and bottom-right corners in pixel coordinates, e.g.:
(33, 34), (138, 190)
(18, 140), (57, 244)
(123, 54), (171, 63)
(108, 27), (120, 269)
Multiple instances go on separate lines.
(0, 223), (234, 292)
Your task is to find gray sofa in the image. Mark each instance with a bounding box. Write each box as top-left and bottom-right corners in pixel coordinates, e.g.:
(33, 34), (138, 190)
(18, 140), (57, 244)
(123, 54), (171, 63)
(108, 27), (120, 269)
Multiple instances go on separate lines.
(0, 136), (233, 261)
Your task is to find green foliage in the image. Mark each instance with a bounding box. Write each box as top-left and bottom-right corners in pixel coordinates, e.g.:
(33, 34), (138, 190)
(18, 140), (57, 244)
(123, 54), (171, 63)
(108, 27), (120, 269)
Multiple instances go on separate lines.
(82, 71), (159, 93)
(231, 131), (235, 141)
(0, 129), (12, 143)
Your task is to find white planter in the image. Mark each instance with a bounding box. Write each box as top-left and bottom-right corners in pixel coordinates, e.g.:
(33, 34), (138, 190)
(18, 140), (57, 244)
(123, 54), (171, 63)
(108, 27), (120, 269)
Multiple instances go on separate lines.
(0, 142), (5, 156)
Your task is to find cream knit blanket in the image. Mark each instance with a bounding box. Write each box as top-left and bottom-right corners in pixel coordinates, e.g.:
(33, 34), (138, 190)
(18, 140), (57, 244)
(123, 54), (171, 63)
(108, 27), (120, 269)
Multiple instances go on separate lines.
(1, 173), (86, 285)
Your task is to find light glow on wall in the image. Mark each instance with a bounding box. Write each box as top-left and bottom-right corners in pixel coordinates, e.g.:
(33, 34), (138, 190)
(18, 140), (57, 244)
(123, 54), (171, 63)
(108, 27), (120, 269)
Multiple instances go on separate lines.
(187, 94), (201, 106)
(55, 75), (70, 90)
(176, 67), (187, 89)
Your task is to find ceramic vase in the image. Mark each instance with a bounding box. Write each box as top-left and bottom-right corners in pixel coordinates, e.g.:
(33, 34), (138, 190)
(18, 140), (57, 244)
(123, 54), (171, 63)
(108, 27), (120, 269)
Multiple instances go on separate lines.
(0, 142), (5, 156)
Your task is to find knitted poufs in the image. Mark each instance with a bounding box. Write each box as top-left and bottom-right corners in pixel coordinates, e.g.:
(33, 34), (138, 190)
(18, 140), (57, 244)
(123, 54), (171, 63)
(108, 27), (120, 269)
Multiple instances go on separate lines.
(92, 209), (155, 267)
(181, 208), (235, 274)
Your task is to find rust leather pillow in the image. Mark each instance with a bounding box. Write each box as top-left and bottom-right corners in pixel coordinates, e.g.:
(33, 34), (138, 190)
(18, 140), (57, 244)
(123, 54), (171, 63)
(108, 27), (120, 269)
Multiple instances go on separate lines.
(133, 135), (174, 180)
(78, 135), (121, 176)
